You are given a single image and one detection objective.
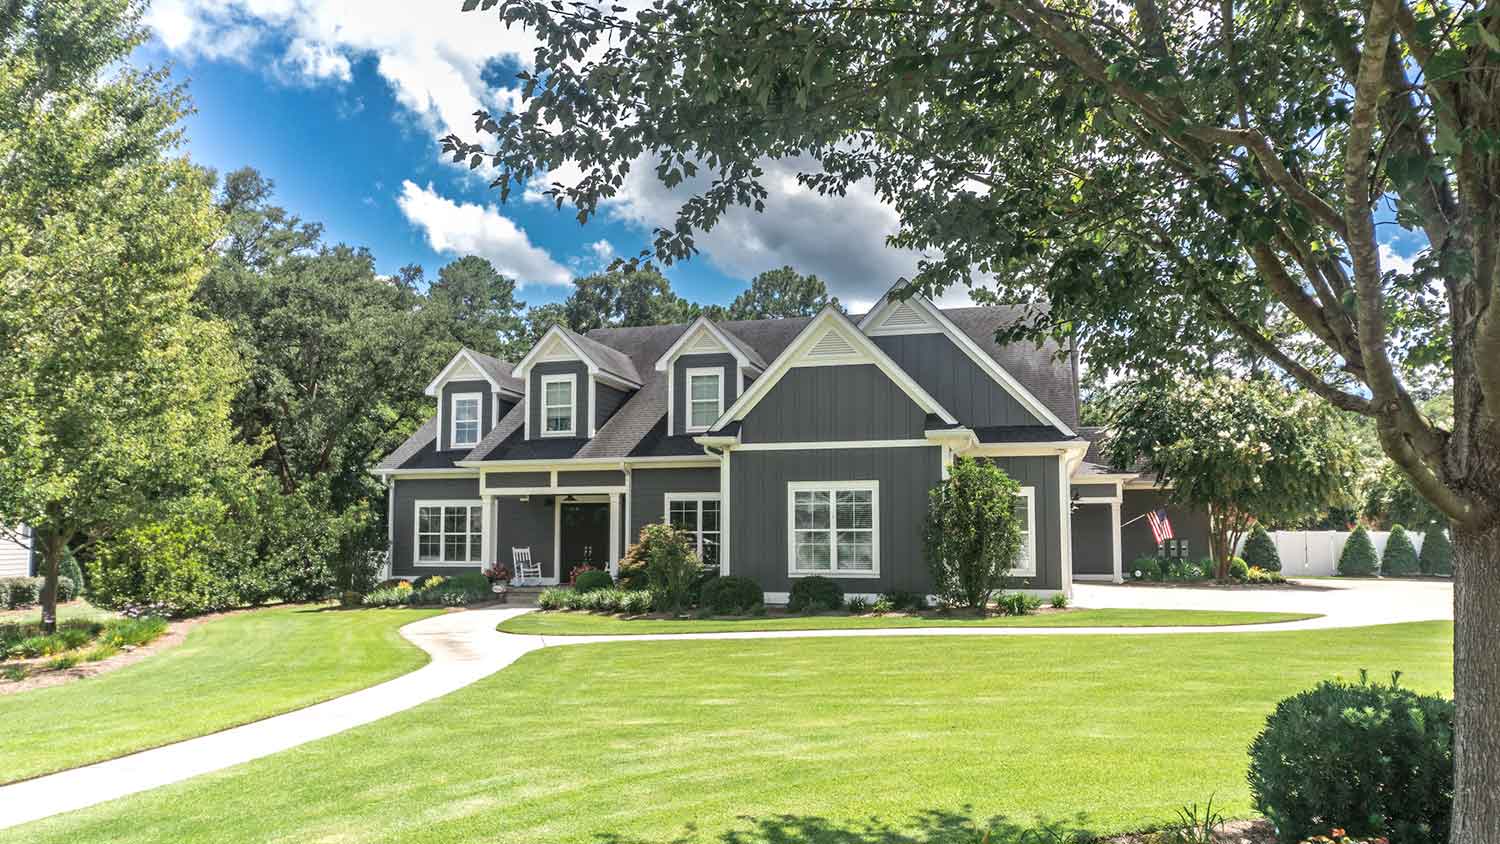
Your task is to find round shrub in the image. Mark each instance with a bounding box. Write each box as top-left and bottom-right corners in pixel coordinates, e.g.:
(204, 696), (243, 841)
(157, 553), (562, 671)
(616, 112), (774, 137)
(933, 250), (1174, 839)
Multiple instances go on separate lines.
(1381, 524), (1420, 576)
(573, 570), (614, 593)
(699, 576), (762, 615)
(1419, 528), (1452, 576)
(787, 576), (842, 613)
(1248, 674), (1453, 843)
(1337, 526), (1379, 576)
(1228, 556), (1250, 581)
(1128, 557), (1161, 581)
(1242, 525), (1281, 571)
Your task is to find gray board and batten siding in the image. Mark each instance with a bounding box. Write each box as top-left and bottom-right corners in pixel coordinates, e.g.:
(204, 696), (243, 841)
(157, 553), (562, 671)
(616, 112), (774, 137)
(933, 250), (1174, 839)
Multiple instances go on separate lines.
(738, 365), (928, 443)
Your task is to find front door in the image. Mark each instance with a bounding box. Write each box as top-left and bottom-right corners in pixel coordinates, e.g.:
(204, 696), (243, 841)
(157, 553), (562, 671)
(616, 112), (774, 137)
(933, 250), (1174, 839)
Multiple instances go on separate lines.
(558, 502), (610, 583)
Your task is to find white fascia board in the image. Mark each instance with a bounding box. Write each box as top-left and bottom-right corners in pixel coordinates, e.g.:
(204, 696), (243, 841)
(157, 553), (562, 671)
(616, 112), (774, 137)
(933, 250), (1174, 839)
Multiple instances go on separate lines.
(513, 326), (642, 389)
(652, 316), (758, 373)
(424, 349), (520, 398)
(708, 306), (958, 431)
(858, 292), (1076, 438)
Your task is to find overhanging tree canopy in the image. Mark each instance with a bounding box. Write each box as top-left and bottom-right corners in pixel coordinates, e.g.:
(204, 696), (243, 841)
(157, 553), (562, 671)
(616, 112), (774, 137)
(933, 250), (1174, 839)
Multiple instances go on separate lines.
(449, 1), (1500, 838)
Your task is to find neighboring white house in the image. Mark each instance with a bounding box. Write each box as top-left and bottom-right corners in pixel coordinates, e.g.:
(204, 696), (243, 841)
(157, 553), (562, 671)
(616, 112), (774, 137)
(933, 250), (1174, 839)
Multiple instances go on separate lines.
(0, 526), (35, 578)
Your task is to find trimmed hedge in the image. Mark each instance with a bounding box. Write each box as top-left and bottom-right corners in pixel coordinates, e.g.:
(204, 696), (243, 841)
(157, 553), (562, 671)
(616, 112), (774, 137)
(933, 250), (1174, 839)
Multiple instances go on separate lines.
(787, 576), (842, 613)
(1128, 556), (1161, 581)
(1242, 525), (1281, 571)
(1381, 525), (1420, 576)
(1227, 556), (1250, 581)
(699, 576), (763, 615)
(573, 570), (614, 593)
(1337, 526), (1379, 576)
(1420, 528), (1453, 576)
(1248, 674), (1453, 843)
(0, 576), (75, 608)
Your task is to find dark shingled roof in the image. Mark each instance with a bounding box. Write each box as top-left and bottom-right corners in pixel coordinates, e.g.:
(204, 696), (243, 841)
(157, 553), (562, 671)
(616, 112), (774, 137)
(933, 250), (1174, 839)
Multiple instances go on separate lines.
(1074, 425), (1147, 480)
(377, 416), (464, 471)
(383, 305), (1083, 468)
(468, 350), (525, 395)
(974, 425), (1080, 443)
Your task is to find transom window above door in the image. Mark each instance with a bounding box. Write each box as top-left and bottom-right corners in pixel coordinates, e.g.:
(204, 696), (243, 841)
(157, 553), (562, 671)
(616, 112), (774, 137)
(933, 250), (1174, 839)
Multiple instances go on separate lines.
(666, 494), (721, 567)
(450, 393), (482, 447)
(541, 374), (575, 436)
(788, 481), (878, 577)
(685, 368), (723, 432)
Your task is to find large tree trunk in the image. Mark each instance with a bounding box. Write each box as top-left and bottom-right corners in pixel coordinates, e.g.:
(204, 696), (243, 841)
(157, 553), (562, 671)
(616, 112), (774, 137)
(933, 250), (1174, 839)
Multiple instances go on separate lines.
(38, 531), (64, 634)
(1452, 517), (1500, 844)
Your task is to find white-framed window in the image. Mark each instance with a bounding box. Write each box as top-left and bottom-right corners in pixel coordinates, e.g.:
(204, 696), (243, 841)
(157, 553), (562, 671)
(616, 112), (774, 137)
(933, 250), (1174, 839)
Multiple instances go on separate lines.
(664, 494), (720, 567)
(540, 374), (576, 437)
(414, 501), (484, 566)
(787, 481), (879, 577)
(450, 392), (482, 447)
(1011, 486), (1036, 577)
(684, 367), (723, 432)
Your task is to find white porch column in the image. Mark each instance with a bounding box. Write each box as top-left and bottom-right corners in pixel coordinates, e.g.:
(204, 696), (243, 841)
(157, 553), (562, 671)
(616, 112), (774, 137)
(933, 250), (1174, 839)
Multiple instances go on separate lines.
(608, 492), (621, 578)
(481, 495), (495, 570)
(1111, 500), (1124, 583)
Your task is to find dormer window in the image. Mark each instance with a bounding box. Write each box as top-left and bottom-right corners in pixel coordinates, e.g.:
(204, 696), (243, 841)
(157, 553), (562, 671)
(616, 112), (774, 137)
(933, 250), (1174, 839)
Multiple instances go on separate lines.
(451, 393), (482, 448)
(685, 368), (723, 432)
(541, 374), (576, 436)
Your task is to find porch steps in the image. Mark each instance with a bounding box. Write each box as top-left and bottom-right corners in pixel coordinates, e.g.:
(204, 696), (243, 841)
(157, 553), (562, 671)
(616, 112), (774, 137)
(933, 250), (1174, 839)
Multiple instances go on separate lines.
(491, 586), (550, 608)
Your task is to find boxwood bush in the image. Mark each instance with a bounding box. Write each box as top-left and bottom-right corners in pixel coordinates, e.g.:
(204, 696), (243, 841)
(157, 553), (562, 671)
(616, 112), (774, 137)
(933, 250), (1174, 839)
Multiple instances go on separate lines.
(1242, 524), (1282, 571)
(1227, 556), (1250, 581)
(1380, 524), (1420, 576)
(573, 569), (614, 593)
(787, 576), (842, 613)
(1248, 673), (1453, 843)
(698, 576), (762, 615)
(1337, 526), (1379, 576)
(1128, 556), (1161, 581)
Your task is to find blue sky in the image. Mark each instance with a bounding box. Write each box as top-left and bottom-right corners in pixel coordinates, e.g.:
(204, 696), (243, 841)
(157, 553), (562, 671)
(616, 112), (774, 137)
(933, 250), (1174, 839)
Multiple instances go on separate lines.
(135, 1), (1421, 313)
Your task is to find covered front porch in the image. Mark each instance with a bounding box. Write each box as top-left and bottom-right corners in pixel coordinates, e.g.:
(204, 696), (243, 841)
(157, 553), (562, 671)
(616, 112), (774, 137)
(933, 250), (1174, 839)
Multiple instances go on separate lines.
(479, 469), (628, 585)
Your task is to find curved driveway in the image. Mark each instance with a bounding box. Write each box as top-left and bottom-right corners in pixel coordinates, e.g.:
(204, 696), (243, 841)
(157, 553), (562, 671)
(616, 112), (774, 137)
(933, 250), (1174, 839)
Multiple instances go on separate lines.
(0, 578), (1451, 830)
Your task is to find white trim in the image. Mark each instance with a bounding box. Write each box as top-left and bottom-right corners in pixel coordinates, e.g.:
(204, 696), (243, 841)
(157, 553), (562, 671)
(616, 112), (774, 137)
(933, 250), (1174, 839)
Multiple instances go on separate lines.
(384, 477), (395, 581)
(1012, 486), (1038, 577)
(667, 367), (675, 434)
(1058, 456), (1074, 598)
(463, 456), (716, 470)
(412, 499), (485, 568)
(863, 299), (942, 336)
(663, 493), (723, 570)
(513, 324), (643, 387)
(588, 376), (597, 438)
(786, 480), (881, 578)
(523, 386), (531, 439)
(379, 468), (480, 479)
(684, 367), (724, 433)
(733, 439), (936, 451)
(710, 306), (958, 431)
(719, 449), (731, 575)
(424, 349), (520, 398)
(480, 497), (494, 569)
(652, 316), (764, 374)
(1073, 574), (1117, 582)
(962, 442), (1091, 457)
(539, 373), (577, 437)
(857, 293), (1076, 437)
(608, 493), (622, 577)
(1111, 499), (1124, 584)
(482, 485), (628, 496)
(449, 392), (483, 449)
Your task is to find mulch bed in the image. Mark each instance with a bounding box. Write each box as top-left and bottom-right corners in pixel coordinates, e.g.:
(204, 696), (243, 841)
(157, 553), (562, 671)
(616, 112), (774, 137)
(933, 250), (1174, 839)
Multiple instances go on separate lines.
(1100, 819), (1276, 843)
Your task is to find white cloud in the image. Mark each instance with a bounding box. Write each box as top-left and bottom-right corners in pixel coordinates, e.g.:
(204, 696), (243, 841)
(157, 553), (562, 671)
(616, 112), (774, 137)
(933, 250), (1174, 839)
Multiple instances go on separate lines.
(396, 181), (570, 286)
(588, 239), (613, 261)
(1380, 242), (1418, 275)
(144, 1), (535, 135)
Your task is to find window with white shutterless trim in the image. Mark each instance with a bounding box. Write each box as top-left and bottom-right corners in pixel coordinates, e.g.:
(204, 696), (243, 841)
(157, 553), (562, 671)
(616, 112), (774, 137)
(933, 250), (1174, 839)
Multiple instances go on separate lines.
(415, 501), (483, 566)
(787, 481), (878, 577)
(664, 494), (721, 567)
(450, 393), (482, 447)
(540, 374), (575, 436)
(684, 368), (723, 432)
(1012, 486), (1037, 577)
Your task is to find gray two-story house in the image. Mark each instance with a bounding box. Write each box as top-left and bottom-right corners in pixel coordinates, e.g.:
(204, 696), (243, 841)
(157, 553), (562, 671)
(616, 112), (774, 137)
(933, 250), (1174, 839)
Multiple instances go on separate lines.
(376, 289), (1207, 601)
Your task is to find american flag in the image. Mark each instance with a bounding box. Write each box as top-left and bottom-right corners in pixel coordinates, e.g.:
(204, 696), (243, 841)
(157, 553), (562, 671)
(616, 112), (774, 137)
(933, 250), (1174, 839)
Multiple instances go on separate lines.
(1146, 508), (1175, 545)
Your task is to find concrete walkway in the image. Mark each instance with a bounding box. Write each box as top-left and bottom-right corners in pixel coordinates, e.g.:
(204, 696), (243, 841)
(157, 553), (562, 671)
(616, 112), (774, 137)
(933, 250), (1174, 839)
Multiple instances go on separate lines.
(0, 607), (544, 830)
(0, 578), (1451, 830)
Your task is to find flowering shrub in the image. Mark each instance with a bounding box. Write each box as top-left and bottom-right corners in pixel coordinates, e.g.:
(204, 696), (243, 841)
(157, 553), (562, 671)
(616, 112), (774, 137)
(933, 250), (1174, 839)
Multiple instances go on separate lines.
(482, 562), (512, 582)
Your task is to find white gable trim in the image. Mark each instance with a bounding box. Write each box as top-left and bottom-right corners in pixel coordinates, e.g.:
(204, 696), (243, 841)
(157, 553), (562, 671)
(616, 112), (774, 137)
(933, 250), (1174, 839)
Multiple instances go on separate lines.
(652, 316), (763, 373)
(424, 349), (519, 398)
(857, 294), (1076, 437)
(513, 325), (642, 390)
(709, 306), (957, 430)
(864, 298), (942, 336)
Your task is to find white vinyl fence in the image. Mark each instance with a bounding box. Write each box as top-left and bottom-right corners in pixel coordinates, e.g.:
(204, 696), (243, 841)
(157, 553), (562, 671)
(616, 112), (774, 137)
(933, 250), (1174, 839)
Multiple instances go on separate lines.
(1234, 529), (1435, 576)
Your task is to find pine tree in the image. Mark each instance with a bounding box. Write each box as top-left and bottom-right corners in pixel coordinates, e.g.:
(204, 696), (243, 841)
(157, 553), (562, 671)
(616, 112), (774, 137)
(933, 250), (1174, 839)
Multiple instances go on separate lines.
(1241, 524), (1281, 572)
(1337, 526), (1379, 577)
(1381, 525), (1420, 577)
(1420, 529), (1454, 577)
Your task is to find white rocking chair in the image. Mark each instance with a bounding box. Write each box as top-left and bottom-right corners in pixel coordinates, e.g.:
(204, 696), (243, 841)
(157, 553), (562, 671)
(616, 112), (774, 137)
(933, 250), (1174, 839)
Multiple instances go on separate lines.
(512, 547), (542, 587)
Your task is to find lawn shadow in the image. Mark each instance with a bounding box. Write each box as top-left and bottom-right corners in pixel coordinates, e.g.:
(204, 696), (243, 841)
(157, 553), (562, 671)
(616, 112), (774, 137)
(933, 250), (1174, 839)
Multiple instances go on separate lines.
(594, 808), (1100, 844)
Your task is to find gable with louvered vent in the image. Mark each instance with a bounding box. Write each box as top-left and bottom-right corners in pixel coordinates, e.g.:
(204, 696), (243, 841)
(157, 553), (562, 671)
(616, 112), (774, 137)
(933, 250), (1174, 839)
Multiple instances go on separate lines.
(687, 329), (726, 354)
(866, 299), (939, 335)
(805, 328), (858, 359)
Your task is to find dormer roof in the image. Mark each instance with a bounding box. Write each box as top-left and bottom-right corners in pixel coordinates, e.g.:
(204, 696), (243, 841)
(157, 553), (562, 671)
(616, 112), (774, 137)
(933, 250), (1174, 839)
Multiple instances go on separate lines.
(513, 324), (643, 388)
(424, 348), (524, 398)
(652, 316), (767, 372)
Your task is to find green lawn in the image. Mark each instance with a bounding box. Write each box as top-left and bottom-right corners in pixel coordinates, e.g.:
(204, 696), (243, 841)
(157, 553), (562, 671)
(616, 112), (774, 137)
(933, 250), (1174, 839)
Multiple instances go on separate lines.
(4, 621), (1452, 844)
(0, 604), (440, 784)
(0, 601), (117, 625)
(499, 607), (1320, 635)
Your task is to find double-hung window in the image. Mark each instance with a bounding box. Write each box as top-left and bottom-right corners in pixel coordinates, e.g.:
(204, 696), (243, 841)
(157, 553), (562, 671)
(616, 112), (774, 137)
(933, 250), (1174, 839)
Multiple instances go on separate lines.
(540, 374), (575, 436)
(665, 494), (720, 566)
(684, 368), (723, 432)
(788, 481), (878, 576)
(450, 393), (482, 447)
(1011, 487), (1036, 576)
(415, 502), (483, 566)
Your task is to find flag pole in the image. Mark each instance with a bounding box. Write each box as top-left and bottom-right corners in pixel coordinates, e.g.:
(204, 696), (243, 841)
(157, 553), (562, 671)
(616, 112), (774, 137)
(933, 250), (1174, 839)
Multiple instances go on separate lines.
(1120, 512), (1151, 528)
